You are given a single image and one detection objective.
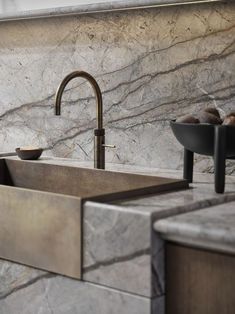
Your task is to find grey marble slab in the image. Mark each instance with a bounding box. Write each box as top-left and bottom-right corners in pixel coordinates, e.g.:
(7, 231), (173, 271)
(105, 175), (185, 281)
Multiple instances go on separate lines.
(0, 0), (224, 22)
(0, 3), (234, 173)
(155, 201), (235, 255)
(110, 166), (235, 217)
(0, 259), (163, 314)
(0, 3), (233, 312)
(79, 160), (235, 297)
(83, 201), (152, 297)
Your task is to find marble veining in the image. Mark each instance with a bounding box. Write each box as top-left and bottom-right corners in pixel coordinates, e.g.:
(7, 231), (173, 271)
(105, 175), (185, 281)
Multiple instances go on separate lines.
(111, 164), (235, 218)
(0, 260), (162, 314)
(155, 200), (235, 254)
(82, 201), (153, 297)
(0, 2), (234, 312)
(0, 3), (234, 173)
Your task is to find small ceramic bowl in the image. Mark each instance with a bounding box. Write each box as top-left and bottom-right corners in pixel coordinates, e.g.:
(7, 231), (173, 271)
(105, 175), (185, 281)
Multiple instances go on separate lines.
(15, 147), (43, 160)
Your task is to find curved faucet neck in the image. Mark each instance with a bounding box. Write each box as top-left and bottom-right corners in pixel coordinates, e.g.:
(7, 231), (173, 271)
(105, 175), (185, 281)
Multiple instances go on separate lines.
(55, 71), (103, 130)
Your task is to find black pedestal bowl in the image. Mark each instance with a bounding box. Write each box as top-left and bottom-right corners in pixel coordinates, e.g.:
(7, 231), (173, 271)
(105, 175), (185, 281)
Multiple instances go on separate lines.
(170, 120), (235, 193)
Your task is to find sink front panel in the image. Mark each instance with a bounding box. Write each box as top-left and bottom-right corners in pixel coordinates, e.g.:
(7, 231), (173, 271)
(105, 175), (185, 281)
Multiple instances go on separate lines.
(0, 158), (187, 281)
(0, 184), (82, 279)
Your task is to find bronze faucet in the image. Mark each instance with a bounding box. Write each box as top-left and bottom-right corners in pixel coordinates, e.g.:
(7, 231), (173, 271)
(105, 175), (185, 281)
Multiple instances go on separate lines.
(55, 71), (114, 169)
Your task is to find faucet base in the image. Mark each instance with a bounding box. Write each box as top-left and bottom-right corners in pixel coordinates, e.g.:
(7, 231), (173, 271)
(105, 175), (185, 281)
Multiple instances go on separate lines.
(94, 128), (105, 169)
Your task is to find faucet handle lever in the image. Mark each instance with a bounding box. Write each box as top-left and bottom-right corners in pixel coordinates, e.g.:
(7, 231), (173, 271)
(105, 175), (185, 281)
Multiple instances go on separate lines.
(102, 144), (116, 148)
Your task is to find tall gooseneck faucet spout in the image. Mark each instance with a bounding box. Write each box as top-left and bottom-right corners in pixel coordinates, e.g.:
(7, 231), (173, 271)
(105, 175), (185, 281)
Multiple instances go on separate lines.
(55, 71), (103, 129)
(55, 71), (113, 169)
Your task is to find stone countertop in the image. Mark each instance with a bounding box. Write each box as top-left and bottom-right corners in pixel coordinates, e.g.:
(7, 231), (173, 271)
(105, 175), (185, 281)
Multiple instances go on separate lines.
(0, 0), (217, 21)
(2, 155), (235, 301)
(154, 201), (235, 255)
(107, 162), (235, 220)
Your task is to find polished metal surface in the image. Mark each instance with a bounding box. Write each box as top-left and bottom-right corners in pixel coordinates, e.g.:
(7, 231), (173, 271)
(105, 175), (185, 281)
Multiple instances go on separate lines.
(0, 165), (82, 279)
(55, 71), (112, 169)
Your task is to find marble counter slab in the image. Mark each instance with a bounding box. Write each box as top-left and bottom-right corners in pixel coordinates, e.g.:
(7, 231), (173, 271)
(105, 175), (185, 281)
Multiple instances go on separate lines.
(154, 201), (235, 255)
(0, 259), (163, 314)
(0, 0), (223, 21)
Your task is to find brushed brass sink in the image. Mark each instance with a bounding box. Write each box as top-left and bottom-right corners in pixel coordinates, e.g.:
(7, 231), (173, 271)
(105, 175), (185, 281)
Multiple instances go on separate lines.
(0, 158), (188, 279)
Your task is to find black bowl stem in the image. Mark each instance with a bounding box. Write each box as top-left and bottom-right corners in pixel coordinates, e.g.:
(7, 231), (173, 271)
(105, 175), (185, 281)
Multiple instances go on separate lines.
(214, 126), (226, 193)
(183, 149), (194, 183)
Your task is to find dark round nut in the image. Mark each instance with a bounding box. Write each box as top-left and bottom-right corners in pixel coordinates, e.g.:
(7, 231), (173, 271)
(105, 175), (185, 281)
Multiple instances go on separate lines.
(197, 112), (222, 125)
(176, 114), (200, 124)
(226, 111), (235, 117)
(204, 107), (220, 119)
(223, 116), (235, 126)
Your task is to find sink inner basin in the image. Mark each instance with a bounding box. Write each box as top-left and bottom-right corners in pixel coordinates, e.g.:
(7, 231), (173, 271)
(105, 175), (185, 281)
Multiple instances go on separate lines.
(0, 158), (188, 279)
(0, 158), (187, 201)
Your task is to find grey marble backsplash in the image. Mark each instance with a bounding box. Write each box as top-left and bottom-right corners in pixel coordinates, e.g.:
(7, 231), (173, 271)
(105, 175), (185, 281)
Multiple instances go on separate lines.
(0, 3), (234, 172)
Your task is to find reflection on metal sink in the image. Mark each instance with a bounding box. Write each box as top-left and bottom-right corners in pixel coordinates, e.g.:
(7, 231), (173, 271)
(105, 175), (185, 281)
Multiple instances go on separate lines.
(0, 158), (188, 280)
